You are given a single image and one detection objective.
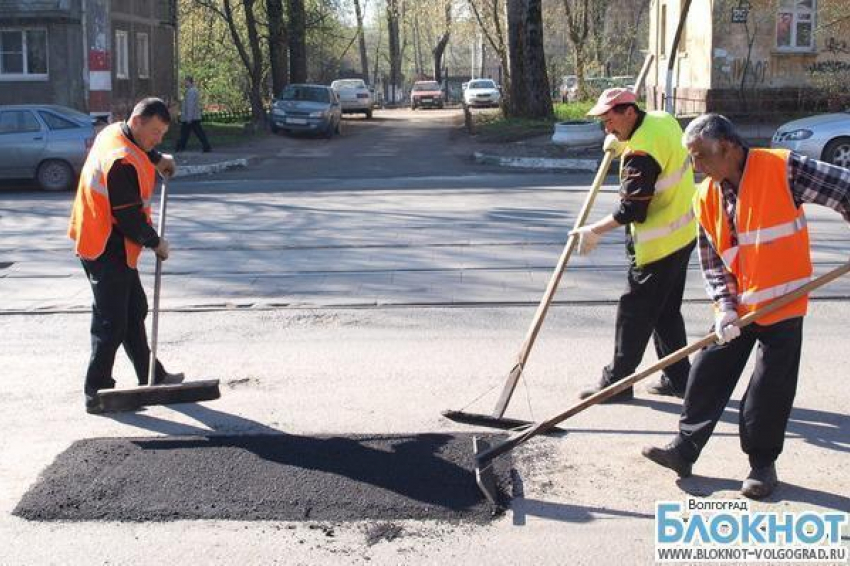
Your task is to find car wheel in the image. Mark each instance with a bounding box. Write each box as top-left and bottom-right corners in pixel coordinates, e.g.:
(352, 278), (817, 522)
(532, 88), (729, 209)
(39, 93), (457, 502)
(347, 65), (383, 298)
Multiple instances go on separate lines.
(37, 159), (75, 191)
(270, 122), (279, 134)
(822, 137), (850, 168)
(365, 109), (373, 119)
(335, 118), (342, 135)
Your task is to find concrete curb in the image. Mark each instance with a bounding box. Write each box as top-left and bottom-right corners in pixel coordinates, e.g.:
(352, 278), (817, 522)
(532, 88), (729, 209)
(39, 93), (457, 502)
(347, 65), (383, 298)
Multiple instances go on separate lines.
(473, 151), (600, 172)
(173, 156), (255, 178)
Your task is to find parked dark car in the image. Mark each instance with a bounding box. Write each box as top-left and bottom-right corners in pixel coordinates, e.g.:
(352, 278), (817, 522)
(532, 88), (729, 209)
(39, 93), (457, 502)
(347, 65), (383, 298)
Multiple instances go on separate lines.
(270, 84), (342, 138)
(0, 104), (95, 191)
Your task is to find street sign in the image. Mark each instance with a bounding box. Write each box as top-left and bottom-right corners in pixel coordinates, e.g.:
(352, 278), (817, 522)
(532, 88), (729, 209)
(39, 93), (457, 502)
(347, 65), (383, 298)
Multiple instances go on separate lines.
(732, 7), (749, 23)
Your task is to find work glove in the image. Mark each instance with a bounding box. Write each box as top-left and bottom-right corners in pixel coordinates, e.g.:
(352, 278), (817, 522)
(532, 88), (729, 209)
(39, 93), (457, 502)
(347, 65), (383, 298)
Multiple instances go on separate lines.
(603, 134), (626, 158)
(569, 225), (601, 256)
(154, 237), (170, 261)
(714, 309), (741, 344)
(156, 153), (177, 178)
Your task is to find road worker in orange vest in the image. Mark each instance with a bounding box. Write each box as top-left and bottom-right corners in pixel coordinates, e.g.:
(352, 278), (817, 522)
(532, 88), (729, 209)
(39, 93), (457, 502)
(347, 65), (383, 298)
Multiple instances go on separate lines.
(69, 98), (183, 414)
(642, 113), (850, 499)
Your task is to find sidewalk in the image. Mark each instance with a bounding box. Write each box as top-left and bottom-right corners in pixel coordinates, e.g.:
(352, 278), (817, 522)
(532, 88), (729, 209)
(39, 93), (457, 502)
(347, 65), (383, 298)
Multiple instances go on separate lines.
(472, 121), (782, 172)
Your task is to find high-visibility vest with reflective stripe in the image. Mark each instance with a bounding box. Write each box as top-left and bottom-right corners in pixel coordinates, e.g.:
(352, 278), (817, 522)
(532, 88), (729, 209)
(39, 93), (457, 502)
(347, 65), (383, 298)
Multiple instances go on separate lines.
(623, 111), (697, 266)
(68, 123), (156, 269)
(694, 148), (812, 326)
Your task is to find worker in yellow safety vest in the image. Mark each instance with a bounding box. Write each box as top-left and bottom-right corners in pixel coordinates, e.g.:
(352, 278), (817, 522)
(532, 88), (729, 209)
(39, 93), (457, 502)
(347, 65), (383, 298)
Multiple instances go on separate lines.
(69, 98), (184, 414)
(571, 88), (697, 402)
(642, 113), (850, 499)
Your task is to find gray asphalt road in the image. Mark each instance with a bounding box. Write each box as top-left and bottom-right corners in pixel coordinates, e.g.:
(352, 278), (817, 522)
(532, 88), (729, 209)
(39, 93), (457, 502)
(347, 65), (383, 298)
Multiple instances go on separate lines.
(2, 304), (848, 564)
(1, 106), (848, 565)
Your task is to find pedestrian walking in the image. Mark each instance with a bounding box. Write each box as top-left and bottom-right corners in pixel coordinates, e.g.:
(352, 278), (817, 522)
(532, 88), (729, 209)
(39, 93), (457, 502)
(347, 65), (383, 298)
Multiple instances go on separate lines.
(642, 113), (850, 499)
(69, 98), (185, 414)
(571, 88), (698, 402)
(175, 76), (211, 153)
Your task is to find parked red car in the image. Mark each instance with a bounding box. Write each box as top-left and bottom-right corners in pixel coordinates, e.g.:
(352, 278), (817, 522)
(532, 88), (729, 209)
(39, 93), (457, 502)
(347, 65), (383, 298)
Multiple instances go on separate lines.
(410, 81), (444, 110)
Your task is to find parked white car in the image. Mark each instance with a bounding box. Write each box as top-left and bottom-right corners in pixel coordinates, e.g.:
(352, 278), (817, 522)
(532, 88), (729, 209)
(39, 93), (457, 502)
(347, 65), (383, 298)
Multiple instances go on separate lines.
(463, 79), (501, 108)
(771, 110), (850, 168)
(330, 78), (373, 119)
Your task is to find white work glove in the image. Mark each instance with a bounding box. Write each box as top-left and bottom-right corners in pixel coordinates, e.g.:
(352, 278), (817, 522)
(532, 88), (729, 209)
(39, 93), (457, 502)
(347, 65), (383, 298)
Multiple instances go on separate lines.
(714, 310), (741, 344)
(603, 134), (626, 158)
(153, 237), (170, 261)
(156, 153), (177, 178)
(569, 225), (601, 256)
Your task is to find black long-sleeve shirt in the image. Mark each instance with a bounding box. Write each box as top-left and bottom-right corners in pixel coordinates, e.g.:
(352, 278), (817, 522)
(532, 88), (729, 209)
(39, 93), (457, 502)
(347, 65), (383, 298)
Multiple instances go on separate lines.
(108, 123), (162, 249)
(612, 110), (662, 227)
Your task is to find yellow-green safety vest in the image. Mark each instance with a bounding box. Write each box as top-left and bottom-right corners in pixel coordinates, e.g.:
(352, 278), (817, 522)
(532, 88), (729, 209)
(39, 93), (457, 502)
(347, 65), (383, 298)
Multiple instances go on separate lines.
(623, 111), (697, 266)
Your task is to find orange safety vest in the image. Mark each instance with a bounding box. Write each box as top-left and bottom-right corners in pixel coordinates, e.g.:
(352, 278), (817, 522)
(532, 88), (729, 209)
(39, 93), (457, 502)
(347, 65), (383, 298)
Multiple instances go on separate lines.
(68, 123), (156, 269)
(694, 148), (812, 326)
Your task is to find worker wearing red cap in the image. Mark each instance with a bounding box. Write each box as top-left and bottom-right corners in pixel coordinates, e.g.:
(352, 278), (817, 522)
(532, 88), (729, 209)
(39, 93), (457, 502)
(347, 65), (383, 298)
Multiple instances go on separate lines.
(571, 88), (697, 402)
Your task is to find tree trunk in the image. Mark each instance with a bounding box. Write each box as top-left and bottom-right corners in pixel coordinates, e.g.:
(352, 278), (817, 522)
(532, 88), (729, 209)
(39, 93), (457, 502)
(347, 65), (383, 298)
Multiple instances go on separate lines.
(386, 0), (401, 104)
(562, 0), (591, 99)
(267, 0), (288, 97)
(523, 0), (552, 118)
(221, 0), (265, 124)
(433, 2), (451, 83)
(413, 11), (423, 77)
(288, 0), (307, 83)
(353, 0), (370, 83)
(506, 0), (527, 116)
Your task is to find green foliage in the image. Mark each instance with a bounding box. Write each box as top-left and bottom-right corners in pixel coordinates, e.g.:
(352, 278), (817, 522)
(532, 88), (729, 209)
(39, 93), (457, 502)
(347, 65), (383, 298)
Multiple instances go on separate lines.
(554, 101), (595, 121)
(473, 101), (596, 142)
(178, 0), (253, 112)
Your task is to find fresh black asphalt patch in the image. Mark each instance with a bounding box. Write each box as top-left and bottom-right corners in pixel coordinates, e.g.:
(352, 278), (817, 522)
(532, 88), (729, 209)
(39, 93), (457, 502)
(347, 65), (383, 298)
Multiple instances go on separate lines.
(14, 433), (511, 522)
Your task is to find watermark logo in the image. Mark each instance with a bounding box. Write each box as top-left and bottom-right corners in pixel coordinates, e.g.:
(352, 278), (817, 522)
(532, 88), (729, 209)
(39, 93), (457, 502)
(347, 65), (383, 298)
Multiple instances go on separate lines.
(655, 498), (848, 562)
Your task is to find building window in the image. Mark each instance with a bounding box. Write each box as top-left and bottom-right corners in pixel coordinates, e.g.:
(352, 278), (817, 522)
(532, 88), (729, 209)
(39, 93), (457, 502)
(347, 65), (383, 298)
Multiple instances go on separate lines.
(660, 4), (667, 57)
(0, 29), (48, 79)
(115, 30), (128, 79)
(137, 33), (149, 79)
(776, 0), (815, 51)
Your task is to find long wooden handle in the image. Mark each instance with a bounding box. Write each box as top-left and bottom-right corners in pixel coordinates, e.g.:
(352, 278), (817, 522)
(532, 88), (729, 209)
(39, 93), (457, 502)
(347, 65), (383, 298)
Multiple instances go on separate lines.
(147, 179), (168, 386)
(479, 260), (850, 463)
(492, 150), (616, 417)
(490, 53), (657, 418)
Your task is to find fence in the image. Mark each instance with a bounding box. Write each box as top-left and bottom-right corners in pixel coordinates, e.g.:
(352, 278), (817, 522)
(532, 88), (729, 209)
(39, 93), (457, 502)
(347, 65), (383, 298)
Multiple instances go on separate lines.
(202, 108), (253, 123)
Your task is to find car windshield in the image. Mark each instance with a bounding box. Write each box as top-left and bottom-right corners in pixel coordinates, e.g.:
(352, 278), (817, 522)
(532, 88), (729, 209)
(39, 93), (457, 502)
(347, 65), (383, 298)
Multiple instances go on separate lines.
(332, 79), (366, 89)
(280, 86), (330, 103)
(469, 80), (495, 89)
(413, 82), (440, 91)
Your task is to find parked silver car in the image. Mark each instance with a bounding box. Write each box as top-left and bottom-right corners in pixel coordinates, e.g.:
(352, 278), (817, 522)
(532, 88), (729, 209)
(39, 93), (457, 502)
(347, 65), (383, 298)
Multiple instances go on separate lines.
(270, 84), (342, 138)
(771, 110), (850, 168)
(0, 104), (95, 191)
(330, 79), (373, 119)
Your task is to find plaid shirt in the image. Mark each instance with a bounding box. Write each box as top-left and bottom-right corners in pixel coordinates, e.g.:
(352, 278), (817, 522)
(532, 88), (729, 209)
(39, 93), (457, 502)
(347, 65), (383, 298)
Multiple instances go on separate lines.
(698, 150), (850, 311)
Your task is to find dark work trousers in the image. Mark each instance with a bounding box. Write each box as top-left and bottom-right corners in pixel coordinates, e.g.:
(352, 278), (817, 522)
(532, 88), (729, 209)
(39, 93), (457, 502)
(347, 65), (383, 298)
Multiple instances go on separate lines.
(81, 232), (166, 398)
(175, 120), (211, 152)
(601, 239), (696, 390)
(675, 316), (803, 468)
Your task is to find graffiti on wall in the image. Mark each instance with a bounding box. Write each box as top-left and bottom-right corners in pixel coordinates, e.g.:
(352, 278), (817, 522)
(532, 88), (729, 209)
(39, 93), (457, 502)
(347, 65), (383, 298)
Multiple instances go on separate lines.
(808, 60), (850, 74)
(825, 37), (850, 55)
(714, 52), (770, 87)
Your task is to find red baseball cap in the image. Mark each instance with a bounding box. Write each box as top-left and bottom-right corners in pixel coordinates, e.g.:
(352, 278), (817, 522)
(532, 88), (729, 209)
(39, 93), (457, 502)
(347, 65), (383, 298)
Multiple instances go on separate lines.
(587, 88), (637, 116)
